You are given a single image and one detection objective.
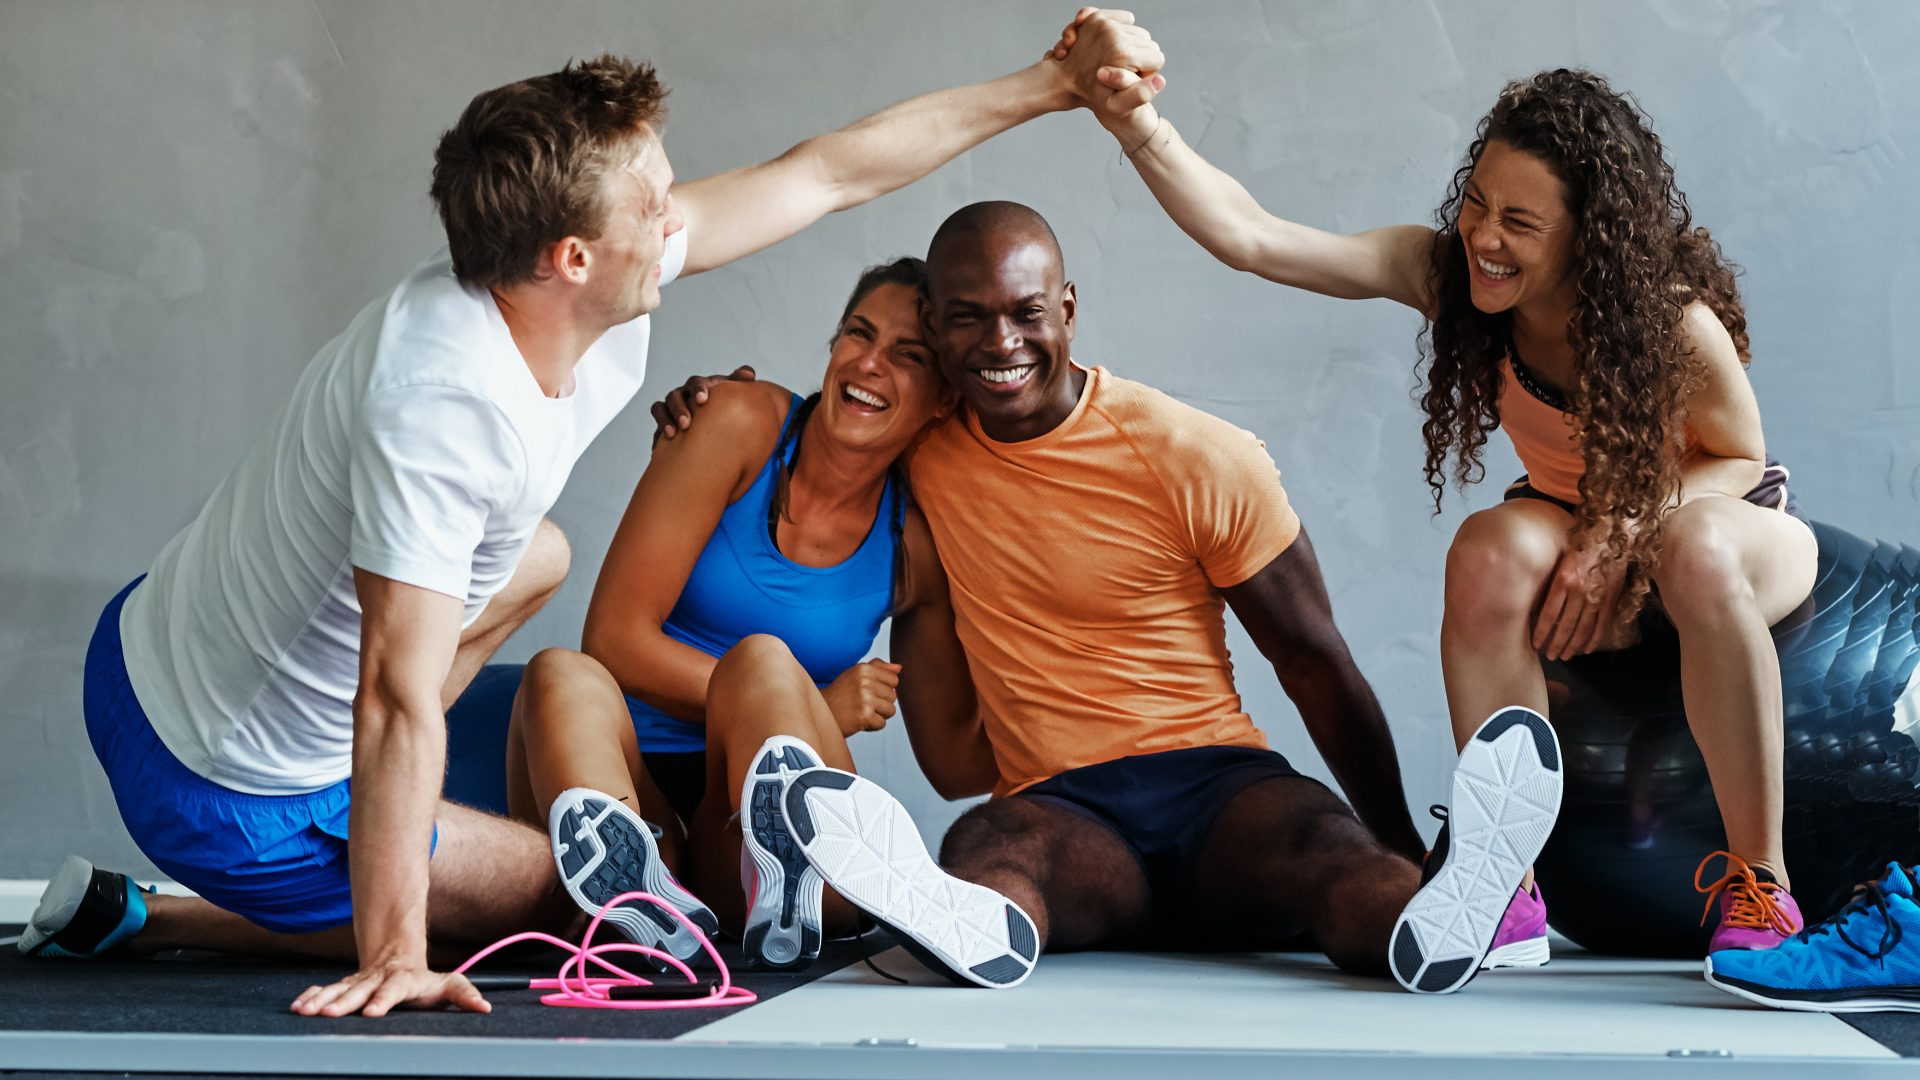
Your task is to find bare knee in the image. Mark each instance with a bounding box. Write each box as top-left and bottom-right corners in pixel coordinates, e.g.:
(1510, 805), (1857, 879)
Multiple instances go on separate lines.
(1445, 507), (1562, 631)
(520, 518), (572, 602)
(516, 648), (620, 732)
(712, 634), (804, 684)
(939, 799), (1051, 880)
(1652, 506), (1752, 624)
(708, 635), (813, 712)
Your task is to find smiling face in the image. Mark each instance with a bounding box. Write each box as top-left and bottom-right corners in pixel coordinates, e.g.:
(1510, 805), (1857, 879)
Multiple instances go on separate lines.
(583, 129), (682, 324)
(1458, 139), (1579, 318)
(816, 281), (950, 456)
(925, 227), (1078, 442)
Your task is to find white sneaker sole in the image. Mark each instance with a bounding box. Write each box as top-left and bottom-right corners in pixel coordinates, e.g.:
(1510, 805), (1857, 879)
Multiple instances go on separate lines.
(1392, 707), (1563, 994)
(548, 787), (717, 962)
(740, 736), (825, 970)
(782, 768), (1036, 988)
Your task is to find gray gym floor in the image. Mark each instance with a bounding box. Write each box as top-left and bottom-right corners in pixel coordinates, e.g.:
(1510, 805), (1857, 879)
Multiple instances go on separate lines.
(3, 930), (1913, 1078)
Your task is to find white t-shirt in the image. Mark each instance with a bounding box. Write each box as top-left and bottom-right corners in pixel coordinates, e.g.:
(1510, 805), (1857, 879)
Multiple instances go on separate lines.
(118, 228), (689, 795)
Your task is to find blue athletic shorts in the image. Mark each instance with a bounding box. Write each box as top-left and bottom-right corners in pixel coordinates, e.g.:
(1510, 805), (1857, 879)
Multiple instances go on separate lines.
(84, 577), (432, 935)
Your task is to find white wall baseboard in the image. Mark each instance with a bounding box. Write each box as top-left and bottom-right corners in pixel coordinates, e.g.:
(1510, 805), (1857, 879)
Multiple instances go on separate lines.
(0, 878), (195, 924)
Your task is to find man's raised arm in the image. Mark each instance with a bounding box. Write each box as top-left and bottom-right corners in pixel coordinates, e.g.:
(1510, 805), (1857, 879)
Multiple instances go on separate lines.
(672, 12), (1165, 278)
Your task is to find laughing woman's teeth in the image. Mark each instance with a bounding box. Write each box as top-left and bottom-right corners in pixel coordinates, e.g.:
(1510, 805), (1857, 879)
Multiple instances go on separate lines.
(1477, 256), (1517, 280)
(845, 386), (889, 409)
(980, 364), (1035, 384)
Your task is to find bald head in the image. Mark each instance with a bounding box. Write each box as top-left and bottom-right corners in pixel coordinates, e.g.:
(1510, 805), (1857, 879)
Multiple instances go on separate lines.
(926, 201), (1064, 288)
(919, 201), (1081, 441)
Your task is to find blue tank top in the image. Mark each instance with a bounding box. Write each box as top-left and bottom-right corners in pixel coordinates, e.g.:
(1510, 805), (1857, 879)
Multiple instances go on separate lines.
(626, 394), (903, 753)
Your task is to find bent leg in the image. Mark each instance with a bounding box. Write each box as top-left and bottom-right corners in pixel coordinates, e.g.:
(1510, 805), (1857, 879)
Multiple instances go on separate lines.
(939, 796), (1151, 952)
(138, 799), (569, 960)
(442, 518), (571, 708)
(1441, 500), (1570, 748)
(684, 635), (858, 936)
(1652, 497), (1817, 883)
(505, 646), (685, 864)
(1185, 776), (1421, 975)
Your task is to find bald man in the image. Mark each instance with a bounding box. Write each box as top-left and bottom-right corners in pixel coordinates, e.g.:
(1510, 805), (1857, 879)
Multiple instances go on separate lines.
(655, 203), (1558, 993)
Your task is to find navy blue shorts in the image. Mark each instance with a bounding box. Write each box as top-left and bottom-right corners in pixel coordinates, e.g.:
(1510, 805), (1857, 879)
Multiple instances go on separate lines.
(85, 578), (433, 935)
(1015, 745), (1304, 925)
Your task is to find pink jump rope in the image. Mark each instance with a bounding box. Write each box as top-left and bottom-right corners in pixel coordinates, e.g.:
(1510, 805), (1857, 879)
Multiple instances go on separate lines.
(454, 890), (756, 1011)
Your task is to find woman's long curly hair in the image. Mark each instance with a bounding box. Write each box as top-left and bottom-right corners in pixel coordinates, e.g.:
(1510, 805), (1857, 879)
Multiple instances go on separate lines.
(1418, 68), (1750, 618)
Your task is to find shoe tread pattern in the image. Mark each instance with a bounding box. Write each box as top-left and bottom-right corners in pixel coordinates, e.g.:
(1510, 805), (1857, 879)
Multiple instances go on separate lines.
(551, 791), (718, 962)
(1391, 708), (1562, 994)
(784, 768), (1034, 988)
(742, 738), (824, 970)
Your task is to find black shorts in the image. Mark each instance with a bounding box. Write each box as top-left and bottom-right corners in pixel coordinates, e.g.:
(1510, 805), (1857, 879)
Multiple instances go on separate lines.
(1014, 745), (1305, 932)
(644, 751), (707, 825)
(1503, 456), (1801, 519)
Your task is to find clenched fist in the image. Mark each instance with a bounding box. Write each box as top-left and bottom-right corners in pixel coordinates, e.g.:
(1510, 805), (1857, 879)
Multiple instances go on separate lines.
(822, 659), (902, 736)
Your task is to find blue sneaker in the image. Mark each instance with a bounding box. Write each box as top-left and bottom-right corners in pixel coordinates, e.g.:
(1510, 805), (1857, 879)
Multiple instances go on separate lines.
(1705, 863), (1920, 1012)
(18, 856), (151, 958)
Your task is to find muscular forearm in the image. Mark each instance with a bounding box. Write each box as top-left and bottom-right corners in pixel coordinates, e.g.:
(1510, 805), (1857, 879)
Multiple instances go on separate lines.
(348, 691), (446, 967)
(800, 63), (1072, 212)
(1278, 660), (1424, 859)
(892, 621), (997, 799)
(899, 703), (997, 800)
(582, 626), (717, 725)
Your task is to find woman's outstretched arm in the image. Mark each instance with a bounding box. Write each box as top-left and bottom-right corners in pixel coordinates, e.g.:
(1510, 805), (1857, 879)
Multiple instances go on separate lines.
(1055, 10), (1436, 311)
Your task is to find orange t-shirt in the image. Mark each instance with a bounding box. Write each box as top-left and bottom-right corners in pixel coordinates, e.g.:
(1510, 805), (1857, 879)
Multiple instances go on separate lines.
(908, 365), (1301, 795)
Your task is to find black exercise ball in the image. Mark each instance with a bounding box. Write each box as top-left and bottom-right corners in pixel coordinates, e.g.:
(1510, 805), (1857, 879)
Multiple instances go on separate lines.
(1534, 520), (1920, 957)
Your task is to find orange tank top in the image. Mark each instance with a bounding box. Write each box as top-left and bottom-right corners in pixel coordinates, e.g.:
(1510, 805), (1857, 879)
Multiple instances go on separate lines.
(1497, 355), (1585, 503)
(1498, 356), (1697, 504)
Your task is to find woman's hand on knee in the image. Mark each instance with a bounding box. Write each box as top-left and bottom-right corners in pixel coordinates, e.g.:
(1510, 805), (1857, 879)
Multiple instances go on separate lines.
(1534, 543), (1629, 661)
(823, 659), (901, 736)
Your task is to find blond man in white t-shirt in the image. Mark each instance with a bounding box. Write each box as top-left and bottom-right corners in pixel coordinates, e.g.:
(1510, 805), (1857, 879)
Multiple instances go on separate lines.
(22, 22), (1167, 1018)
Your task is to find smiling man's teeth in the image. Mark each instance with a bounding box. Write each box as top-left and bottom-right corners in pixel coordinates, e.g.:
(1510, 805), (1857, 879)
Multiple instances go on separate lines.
(845, 385), (889, 409)
(978, 364), (1035, 384)
(1477, 256), (1517, 280)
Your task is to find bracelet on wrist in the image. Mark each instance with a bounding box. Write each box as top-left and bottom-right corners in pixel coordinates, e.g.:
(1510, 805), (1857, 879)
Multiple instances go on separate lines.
(1122, 116), (1169, 159)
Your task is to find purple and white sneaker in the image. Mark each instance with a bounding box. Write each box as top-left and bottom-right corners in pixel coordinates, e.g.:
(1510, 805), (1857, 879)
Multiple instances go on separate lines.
(1482, 883), (1551, 969)
(1390, 706), (1563, 994)
(1697, 851), (1803, 953)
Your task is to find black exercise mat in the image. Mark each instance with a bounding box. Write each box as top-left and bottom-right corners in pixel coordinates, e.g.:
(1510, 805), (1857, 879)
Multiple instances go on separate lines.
(1839, 1014), (1920, 1056)
(0, 923), (884, 1041)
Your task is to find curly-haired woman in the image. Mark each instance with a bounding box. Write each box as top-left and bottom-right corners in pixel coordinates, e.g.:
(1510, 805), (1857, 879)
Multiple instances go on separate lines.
(1054, 13), (1816, 975)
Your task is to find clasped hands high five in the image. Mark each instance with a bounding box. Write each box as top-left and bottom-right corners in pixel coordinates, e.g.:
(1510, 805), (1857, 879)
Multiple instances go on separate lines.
(1045, 7), (1168, 121)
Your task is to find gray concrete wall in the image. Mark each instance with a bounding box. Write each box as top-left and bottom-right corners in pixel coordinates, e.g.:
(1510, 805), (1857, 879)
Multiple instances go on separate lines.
(2, 0), (1916, 878)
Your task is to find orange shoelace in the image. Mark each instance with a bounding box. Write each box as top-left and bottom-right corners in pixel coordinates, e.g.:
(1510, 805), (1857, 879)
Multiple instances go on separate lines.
(1694, 850), (1801, 935)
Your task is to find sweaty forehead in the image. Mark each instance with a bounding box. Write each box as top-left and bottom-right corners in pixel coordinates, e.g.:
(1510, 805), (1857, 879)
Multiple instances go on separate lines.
(928, 232), (1062, 301)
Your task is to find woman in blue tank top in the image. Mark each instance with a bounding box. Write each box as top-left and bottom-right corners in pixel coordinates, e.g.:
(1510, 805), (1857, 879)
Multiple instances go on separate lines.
(507, 259), (989, 972)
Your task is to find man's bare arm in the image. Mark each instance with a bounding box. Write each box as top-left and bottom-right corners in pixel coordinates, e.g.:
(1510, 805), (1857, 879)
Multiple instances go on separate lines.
(1223, 530), (1425, 861)
(673, 13), (1164, 277)
(890, 511), (998, 800)
(290, 571), (484, 1019)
